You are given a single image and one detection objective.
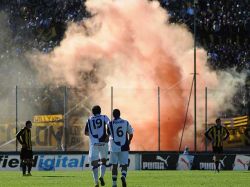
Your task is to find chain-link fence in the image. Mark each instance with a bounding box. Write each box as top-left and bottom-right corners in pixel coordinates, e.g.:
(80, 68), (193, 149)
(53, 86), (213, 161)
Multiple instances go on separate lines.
(0, 85), (249, 152)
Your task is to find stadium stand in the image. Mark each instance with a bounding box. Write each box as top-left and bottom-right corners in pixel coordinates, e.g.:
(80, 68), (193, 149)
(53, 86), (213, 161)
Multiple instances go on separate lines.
(0, 0), (249, 116)
(0, 0), (248, 67)
(0, 0), (248, 69)
(160, 0), (249, 71)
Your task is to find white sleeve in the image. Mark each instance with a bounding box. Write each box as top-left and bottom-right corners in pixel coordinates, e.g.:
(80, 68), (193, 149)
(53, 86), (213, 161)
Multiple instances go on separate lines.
(127, 121), (134, 134)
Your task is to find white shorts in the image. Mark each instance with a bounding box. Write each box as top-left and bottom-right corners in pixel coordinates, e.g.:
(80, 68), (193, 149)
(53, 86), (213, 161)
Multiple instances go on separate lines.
(109, 151), (129, 165)
(89, 143), (108, 162)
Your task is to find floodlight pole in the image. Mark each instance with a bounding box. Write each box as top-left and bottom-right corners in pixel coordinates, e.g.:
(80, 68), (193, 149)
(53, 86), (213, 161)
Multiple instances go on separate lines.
(205, 87), (208, 151)
(193, 0), (197, 152)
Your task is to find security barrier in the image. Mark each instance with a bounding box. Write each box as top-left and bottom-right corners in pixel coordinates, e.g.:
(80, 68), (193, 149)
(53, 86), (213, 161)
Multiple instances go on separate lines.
(0, 152), (249, 171)
(0, 153), (140, 171)
(141, 153), (250, 171)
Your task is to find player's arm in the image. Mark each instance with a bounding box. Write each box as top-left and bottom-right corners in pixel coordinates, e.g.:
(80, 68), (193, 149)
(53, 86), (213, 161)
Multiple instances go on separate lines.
(107, 125), (111, 135)
(103, 125), (109, 142)
(223, 127), (230, 140)
(205, 127), (212, 141)
(127, 122), (134, 144)
(16, 129), (24, 145)
(128, 133), (133, 145)
(104, 116), (110, 141)
(84, 122), (89, 136)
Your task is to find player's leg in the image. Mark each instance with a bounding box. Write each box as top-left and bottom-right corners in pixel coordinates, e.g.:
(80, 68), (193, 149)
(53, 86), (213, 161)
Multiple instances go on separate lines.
(120, 165), (127, 187)
(110, 152), (118, 187)
(26, 150), (33, 176)
(21, 159), (27, 176)
(119, 151), (129, 187)
(20, 148), (27, 176)
(27, 160), (32, 176)
(214, 154), (220, 172)
(99, 158), (106, 186)
(91, 160), (99, 187)
(111, 164), (118, 187)
(99, 144), (108, 186)
(90, 145), (100, 187)
(216, 147), (223, 172)
(212, 146), (219, 172)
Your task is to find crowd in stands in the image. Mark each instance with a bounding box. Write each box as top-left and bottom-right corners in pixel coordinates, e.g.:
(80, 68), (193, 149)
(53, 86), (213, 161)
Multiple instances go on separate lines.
(160, 0), (249, 71)
(0, 0), (248, 70)
(1, 0), (88, 53)
(0, 0), (249, 115)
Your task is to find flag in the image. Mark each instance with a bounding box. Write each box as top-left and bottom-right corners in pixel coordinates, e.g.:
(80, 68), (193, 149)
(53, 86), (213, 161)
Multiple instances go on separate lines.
(221, 115), (249, 128)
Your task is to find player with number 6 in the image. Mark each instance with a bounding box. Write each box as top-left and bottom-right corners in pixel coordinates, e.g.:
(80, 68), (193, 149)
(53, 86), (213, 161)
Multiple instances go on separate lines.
(108, 109), (134, 187)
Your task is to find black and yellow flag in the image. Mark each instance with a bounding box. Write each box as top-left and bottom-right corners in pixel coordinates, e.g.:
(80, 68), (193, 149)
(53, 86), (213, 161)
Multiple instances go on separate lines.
(222, 115), (250, 149)
(221, 115), (249, 128)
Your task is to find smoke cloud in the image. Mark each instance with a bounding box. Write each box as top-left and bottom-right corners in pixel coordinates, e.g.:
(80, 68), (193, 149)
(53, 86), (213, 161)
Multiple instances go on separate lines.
(0, 11), (41, 122)
(29, 0), (246, 150)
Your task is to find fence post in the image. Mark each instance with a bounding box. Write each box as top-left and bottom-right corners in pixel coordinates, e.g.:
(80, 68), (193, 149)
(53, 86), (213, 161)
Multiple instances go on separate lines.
(158, 87), (160, 151)
(205, 87), (208, 151)
(63, 86), (67, 151)
(16, 85), (18, 152)
(111, 86), (113, 121)
(193, 0), (198, 152)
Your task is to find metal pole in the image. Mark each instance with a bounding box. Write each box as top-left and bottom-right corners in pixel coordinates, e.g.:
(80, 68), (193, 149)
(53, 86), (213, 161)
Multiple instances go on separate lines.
(16, 85), (18, 152)
(205, 87), (208, 152)
(158, 87), (160, 151)
(193, 0), (197, 152)
(179, 78), (194, 152)
(111, 86), (113, 121)
(63, 86), (67, 151)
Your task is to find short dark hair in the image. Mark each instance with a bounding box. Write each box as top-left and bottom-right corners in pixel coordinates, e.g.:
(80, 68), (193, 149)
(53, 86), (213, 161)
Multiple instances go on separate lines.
(25, 120), (32, 126)
(113, 109), (120, 119)
(216, 118), (221, 123)
(92, 105), (101, 115)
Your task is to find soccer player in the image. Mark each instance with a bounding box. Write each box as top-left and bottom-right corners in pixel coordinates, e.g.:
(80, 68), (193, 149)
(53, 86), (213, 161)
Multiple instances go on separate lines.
(108, 109), (134, 187)
(16, 120), (33, 176)
(205, 118), (229, 172)
(85, 105), (110, 187)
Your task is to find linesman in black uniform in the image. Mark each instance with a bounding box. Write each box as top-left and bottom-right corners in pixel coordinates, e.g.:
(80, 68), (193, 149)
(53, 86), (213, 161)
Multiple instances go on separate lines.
(205, 118), (229, 172)
(16, 120), (33, 176)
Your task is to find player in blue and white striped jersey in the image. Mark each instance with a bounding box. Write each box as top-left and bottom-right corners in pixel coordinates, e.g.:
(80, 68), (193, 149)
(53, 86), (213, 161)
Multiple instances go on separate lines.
(85, 105), (110, 187)
(108, 109), (134, 187)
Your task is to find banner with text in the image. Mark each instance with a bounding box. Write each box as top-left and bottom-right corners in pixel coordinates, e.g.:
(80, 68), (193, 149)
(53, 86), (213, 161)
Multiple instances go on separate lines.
(0, 154), (139, 171)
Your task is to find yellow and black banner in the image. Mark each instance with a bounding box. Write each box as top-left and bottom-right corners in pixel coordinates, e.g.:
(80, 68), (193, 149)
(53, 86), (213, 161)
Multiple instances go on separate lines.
(221, 115), (250, 149)
(33, 114), (63, 123)
(222, 116), (248, 128)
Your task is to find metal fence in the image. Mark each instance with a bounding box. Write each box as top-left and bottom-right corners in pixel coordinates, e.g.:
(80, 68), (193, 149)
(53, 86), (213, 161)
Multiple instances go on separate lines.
(0, 85), (249, 152)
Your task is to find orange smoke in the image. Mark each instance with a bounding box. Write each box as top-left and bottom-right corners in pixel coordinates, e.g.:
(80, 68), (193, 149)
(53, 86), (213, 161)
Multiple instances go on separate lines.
(31, 0), (245, 151)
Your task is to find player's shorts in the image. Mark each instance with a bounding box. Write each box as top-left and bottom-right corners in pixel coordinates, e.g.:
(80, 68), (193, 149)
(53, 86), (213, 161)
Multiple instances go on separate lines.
(109, 151), (129, 165)
(20, 148), (33, 160)
(212, 146), (223, 154)
(89, 143), (108, 162)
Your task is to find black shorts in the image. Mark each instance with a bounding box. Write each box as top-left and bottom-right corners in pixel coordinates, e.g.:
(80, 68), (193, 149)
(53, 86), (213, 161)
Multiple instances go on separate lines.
(20, 148), (33, 160)
(212, 146), (223, 154)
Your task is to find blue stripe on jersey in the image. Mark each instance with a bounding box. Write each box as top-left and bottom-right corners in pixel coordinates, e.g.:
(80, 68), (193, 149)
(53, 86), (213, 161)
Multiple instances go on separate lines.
(110, 121), (121, 146)
(109, 121), (114, 137)
(109, 121), (117, 145)
(99, 122), (107, 142)
(88, 119), (98, 138)
(121, 121), (130, 151)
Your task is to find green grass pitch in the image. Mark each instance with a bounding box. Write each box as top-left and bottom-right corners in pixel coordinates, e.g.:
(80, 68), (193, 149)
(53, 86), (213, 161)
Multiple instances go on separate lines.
(0, 170), (249, 187)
